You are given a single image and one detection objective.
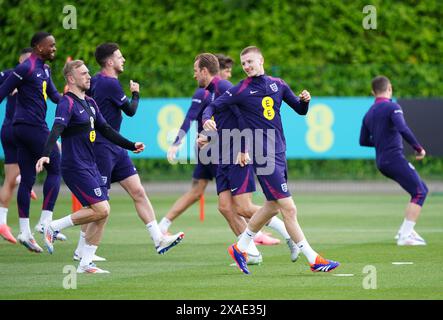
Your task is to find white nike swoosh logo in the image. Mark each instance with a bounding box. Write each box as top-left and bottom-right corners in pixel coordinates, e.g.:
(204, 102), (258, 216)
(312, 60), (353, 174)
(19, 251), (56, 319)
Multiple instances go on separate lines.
(79, 110), (85, 114)
(13, 72), (23, 80)
(250, 90), (258, 94)
(37, 73), (42, 77)
(231, 188), (238, 192)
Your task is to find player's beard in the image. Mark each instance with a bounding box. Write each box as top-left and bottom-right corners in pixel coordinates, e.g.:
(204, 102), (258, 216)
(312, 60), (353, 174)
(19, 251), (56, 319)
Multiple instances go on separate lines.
(45, 51), (56, 62)
(42, 54), (53, 62)
(198, 78), (207, 88)
(116, 64), (124, 74)
(80, 82), (90, 92)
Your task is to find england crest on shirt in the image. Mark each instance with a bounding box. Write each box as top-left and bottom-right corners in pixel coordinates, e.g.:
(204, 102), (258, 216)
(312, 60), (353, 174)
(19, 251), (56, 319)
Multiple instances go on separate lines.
(270, 83), (278, 92)
(90, 106), (96, 115)
(281, 183), (288, 192)
(94, 188), (102, 197)
(45, 68), (50, 78)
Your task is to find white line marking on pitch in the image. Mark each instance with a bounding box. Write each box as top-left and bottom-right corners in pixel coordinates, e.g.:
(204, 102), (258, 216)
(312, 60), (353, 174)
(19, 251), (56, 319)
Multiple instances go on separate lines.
(392, 262), (414, 265)
(332, 274), (354, 277)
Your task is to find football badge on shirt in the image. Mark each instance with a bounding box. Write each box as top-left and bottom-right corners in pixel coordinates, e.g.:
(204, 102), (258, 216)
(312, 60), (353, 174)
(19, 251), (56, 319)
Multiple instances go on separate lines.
(281, 183), (288, 193)
(94, 188), (102, 197)
(45, 68), (50, 78)
(270, 83), (278, 92)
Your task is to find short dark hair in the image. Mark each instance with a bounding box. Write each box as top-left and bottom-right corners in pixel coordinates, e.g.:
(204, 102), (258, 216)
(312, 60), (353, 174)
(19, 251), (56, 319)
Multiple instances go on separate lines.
(240, 46), (262, 57)
(95, 43), (120, 67)
(195, 53), (219, 76)
(30, 31), (52, 47)
(20, 47), (33, 55)
(215, 54), (233, 70)
(372, 75), (391, 94)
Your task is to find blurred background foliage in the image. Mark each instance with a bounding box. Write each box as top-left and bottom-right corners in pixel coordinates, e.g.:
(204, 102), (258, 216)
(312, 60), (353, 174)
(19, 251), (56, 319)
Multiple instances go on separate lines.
(0, 0), (441, 180)
(0, 0), (441, 97)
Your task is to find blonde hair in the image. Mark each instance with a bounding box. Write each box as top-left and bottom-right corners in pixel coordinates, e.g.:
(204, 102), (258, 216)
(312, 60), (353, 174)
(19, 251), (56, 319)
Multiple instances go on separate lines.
(63, 60), (85, 82)
(240, 46), (262, 57)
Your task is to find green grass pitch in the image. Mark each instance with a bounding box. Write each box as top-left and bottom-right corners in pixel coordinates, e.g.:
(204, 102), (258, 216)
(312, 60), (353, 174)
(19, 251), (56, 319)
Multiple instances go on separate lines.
(1, 192), (442, 300)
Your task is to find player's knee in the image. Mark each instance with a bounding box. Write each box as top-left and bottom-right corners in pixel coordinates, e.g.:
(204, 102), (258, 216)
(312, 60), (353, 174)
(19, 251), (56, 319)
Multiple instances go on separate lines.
(191, 185), (205, 200)
(187, 191), (202, 203)
(19, 175), (36, 189)
(218, 203), (232, 217)
(193, 188), (204, 199)
(130, 185), (147, 201)
(5, 177), (17, 189)
(412, 184), (428, 206)
(234, 205), (255, 219)
(95, 202), (110, 220)
(281, 205), (298, 221)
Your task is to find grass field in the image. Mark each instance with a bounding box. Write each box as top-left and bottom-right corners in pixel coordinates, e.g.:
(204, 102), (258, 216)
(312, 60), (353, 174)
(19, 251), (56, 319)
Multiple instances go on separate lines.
(0, 191), (442, 300)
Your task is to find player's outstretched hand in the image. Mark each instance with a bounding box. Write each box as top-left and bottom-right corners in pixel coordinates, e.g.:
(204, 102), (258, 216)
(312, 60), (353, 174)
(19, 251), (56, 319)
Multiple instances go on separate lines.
(36, 157), (50, 173)
(415, 148), (426, 160)
(299, 90), (311, 102)
(203, 119), (217, 131)
(167, 145), (179, 162)
(133, 142), (145, 153)
(130, 80), (140, 93)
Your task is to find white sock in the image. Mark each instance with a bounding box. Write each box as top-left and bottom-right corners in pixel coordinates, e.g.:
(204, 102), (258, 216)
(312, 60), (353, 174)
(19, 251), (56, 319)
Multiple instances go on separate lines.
(238, 228), (256, 252)
(39, 210), (53, 225)
(0, 207), (8, 225)
(399, 219), (416, 238)
(146, 220), (162, 246)
(75, 231), (86, 256)
(50, 215), (74, 231)
(254, 230), (263, 239)
(80, 244), (97, 267)
(158, 217), (171, 234)
(296, 239), (318, 264)
(237, 233), (260, 255)
(266, 216), (290, 240)
(247, 239), (260, 256)
(19, 218), (31, 236)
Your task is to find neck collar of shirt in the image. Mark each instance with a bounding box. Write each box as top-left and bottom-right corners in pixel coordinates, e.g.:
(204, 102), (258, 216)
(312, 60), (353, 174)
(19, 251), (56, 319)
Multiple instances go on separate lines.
(207, 75), (221, 91)
(99, 69), (118, 79)
(29, 53), (44, 66)
(374, 97), (391, 103)
(249, 73), (266, 81)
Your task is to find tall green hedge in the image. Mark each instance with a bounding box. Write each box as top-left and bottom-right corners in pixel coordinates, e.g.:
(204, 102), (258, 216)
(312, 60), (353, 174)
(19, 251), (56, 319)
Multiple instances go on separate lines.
(0, 0), (441, 97)
(1, 1), (442, 181)
(137, 157), (443, 181)
(6, 157), (441, 183)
